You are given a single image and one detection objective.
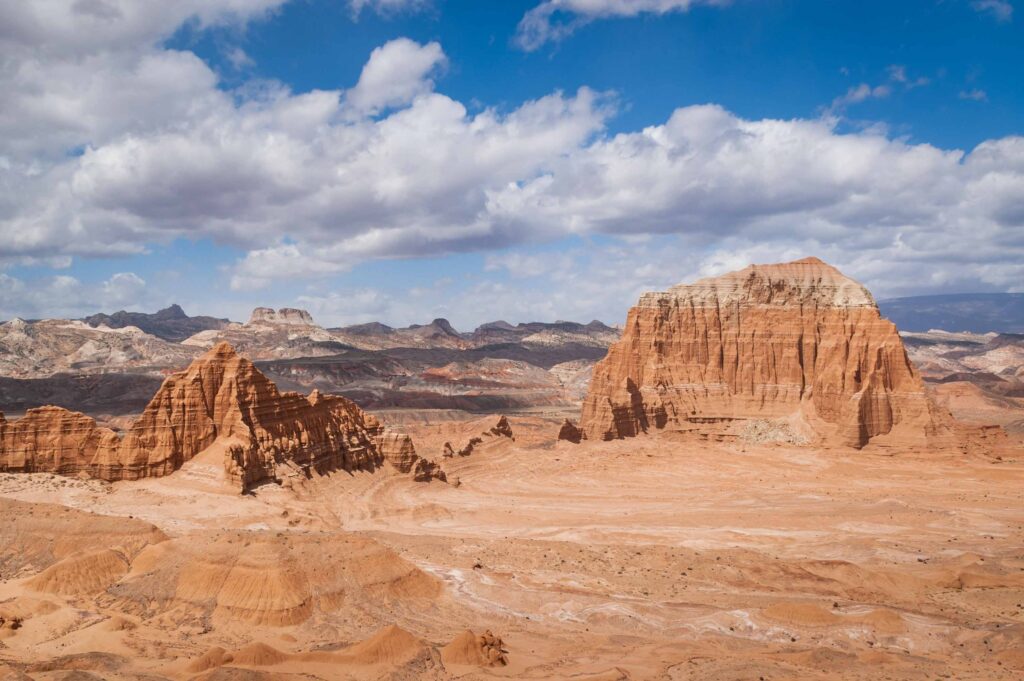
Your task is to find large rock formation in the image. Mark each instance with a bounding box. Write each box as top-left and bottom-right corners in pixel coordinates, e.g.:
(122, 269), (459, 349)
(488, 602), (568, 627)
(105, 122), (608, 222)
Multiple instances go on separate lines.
(0, 406), (122, 477)
(0, 343), (443, 489)
(581, 258), (950, 448)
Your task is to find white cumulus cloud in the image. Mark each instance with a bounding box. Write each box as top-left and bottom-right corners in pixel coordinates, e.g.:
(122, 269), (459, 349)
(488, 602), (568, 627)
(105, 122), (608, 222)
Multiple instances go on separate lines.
(0, 271), (151, 320)
(346, 38), (447, 115)
(0, 1), (1023, 320)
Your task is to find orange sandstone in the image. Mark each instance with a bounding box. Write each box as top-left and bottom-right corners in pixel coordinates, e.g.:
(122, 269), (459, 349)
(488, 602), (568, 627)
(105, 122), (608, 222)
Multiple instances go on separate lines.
(581, 258), (950, 448)
(0, 342), (443, 489)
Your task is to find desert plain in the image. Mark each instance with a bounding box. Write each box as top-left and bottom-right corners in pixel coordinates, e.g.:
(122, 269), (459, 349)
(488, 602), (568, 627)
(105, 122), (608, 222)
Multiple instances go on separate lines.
(0, 259), (1022, 680)
(1, 412), (1022, 680)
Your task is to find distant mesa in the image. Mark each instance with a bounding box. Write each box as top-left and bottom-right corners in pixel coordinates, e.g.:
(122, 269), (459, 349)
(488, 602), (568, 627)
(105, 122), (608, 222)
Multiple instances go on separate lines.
(581, 257), (953, 449)
(179, 307), (343, 361)
(248, 306), (316, 326)
(0, 342), (445, 491)
(330, 317), (471, 350)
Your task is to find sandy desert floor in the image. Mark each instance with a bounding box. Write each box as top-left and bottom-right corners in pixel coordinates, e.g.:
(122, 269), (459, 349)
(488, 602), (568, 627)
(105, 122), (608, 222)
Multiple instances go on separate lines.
(1, 413), (1023, 680)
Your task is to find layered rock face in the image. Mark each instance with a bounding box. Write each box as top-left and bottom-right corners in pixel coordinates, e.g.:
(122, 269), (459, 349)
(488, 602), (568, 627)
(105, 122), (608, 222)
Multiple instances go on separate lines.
(0, 343), (442, 489)
(248, 307), (316, 326)
(0, 406), (121, 477)
(581, 258), (949, 448)
(378, 431), (446, 482)
(0, 317), (199, 378)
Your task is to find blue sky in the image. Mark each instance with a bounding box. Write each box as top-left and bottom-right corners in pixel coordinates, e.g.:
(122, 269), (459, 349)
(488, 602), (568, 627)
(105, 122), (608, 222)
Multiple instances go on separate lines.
(1, 0), (1022, 327)
(183, 0), (1021, 148)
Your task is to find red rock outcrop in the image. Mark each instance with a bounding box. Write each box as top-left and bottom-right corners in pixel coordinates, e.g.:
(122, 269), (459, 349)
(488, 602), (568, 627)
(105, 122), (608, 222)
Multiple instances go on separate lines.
(557, 419), (584, 444)
(488, 415), (514, 439)
(440, 629), (508, 667)
(441, 415), (515, 458)
(0, 343), (444, 489)
(581, 258), (951, 448)
(378, 431), (447, 482)
(0, 406), (121, 477)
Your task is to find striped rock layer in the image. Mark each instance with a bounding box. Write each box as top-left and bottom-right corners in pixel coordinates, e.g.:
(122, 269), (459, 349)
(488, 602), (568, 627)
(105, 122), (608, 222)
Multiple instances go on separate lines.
(0, 343), (441, 489)
(581, 257), (950, 448)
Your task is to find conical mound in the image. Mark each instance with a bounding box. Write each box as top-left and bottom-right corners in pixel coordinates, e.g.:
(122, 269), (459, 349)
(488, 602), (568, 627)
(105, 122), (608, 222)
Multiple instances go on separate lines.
(229, 642), (289, 666)
(337, 624), (428, 665)
(440, 629), (508, 667)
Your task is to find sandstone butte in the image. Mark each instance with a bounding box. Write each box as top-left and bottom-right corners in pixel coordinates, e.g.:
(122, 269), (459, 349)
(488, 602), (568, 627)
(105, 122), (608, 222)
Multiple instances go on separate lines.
(0, 342), (443, 490)
(247, 306), (316, 326)
(581, 257), (954, 449)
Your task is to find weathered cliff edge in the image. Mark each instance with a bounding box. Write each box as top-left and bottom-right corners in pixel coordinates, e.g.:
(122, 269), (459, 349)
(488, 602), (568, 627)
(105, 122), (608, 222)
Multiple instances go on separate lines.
(0, 342), (443, 489)
(581, 258), (953, 449)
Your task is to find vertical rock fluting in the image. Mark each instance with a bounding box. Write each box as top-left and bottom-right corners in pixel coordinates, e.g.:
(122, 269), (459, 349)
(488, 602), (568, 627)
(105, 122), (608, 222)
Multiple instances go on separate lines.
(580, 258), (950, 448)
(0, 406), (121, 477)
(0, 343), (443, 489)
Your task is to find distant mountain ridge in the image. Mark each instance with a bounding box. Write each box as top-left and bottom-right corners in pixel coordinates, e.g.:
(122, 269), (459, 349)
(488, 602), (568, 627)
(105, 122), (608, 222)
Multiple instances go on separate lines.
(878, 293), (1024, 334)
(330, 317), (619, 348)
(6, 295), (1018, 342)
(1, 306), (620, 416)
(341, 322), (395, 336)
(83, 304), (229, 342)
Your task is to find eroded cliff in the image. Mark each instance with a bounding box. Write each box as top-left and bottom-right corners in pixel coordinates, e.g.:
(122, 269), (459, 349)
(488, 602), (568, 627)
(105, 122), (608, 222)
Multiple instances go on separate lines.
(580, 258), (950, 448)
(0, 343), (443, 489)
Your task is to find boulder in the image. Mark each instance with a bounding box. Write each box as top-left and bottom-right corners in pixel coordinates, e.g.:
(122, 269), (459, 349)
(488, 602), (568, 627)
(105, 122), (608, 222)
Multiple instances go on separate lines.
(557, 419), (584, 444)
